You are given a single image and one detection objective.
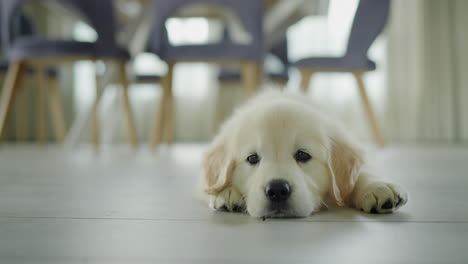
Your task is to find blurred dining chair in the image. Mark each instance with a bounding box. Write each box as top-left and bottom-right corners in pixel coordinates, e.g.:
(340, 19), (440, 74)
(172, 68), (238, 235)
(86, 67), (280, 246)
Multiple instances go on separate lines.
(0, 0), (138, 148)
(146, 0), (264, 149)
(293, 0), (390, 147)
(0, 11), (60, 142)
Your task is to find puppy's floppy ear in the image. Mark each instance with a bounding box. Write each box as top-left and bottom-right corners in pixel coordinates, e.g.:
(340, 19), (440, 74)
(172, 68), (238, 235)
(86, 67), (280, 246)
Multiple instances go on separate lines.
(203, 143), (236, 195)
(327, 133), (364, 206)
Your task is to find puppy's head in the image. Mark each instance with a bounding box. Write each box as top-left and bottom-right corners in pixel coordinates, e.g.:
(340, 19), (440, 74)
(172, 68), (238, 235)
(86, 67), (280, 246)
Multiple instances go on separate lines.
(203, 92), (364, 218)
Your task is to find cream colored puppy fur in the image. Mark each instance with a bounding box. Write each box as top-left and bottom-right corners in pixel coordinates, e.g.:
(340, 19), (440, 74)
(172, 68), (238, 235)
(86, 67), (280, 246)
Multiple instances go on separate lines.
(198, 91), (408, 218)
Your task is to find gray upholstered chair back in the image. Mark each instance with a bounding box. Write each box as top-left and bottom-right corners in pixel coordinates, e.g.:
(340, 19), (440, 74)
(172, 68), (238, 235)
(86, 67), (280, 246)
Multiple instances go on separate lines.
(344, 0), (390, 60)
(1, 0), (120, 55)
(0, 8), (34, 52)
(148, 0), (264, 61)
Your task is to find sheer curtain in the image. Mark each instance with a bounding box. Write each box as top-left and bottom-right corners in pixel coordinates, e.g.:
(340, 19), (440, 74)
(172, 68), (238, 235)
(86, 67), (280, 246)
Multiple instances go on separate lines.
(385, 0), (468, 144)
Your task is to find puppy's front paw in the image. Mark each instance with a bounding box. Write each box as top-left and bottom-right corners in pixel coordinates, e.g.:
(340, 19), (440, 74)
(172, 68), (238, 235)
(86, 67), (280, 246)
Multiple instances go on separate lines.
(208, 187), (246, 213)
(354, 182), (408, 214)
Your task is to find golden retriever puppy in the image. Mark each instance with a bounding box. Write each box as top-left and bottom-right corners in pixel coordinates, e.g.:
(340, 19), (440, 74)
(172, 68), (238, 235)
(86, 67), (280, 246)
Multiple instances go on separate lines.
(198, 91), (408, 218)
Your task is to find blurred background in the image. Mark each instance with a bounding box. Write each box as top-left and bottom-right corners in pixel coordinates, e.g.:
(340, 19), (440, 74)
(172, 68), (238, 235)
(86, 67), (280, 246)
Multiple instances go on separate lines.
(1, 0), (467, 148)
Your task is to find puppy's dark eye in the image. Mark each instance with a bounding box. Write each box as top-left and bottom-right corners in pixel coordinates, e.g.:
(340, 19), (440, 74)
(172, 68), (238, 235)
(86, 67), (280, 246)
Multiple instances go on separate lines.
(294, 150), (312, 163)
(246, 153), (260, 165)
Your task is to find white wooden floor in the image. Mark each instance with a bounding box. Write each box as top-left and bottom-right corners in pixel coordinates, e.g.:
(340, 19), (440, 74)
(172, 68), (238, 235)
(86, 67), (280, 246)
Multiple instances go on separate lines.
(0, 144), (467, 263)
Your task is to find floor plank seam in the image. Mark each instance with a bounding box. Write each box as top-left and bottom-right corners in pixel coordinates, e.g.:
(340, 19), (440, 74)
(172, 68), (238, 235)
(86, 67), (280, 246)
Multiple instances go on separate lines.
(0, 215), (466, 224)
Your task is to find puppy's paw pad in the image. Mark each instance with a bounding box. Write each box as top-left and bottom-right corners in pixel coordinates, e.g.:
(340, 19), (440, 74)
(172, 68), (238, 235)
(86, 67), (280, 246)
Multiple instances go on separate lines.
(208, 188), (245, 213)
(356, 182), (408, 214)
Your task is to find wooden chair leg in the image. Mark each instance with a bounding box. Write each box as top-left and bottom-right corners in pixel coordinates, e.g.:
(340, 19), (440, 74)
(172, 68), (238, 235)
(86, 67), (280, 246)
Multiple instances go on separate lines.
(90, 68), (102, 149)
(15, 75), (28, 141)
(149, 62), (174, 149)
(352, 71), (385, 147)
(47, 75), (67, 143)
(299, 69), (314, 93)
(149, 92), (166, 150)
(0, 62), (25, 142)
(163, 62), (175, 144)
(256, 63), (263, 88)
(35, 65), (47, 145)
(241, 61), (260, 97)
(117, 61), (138, 149)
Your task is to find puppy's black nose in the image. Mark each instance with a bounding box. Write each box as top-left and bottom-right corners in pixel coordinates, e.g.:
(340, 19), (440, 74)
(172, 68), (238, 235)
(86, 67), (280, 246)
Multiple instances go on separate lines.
(265, 180), (291, 202)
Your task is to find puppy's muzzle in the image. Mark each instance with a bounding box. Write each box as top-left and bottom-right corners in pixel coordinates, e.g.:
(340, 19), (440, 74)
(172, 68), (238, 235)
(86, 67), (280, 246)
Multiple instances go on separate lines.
(265, 179), (291, 203)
